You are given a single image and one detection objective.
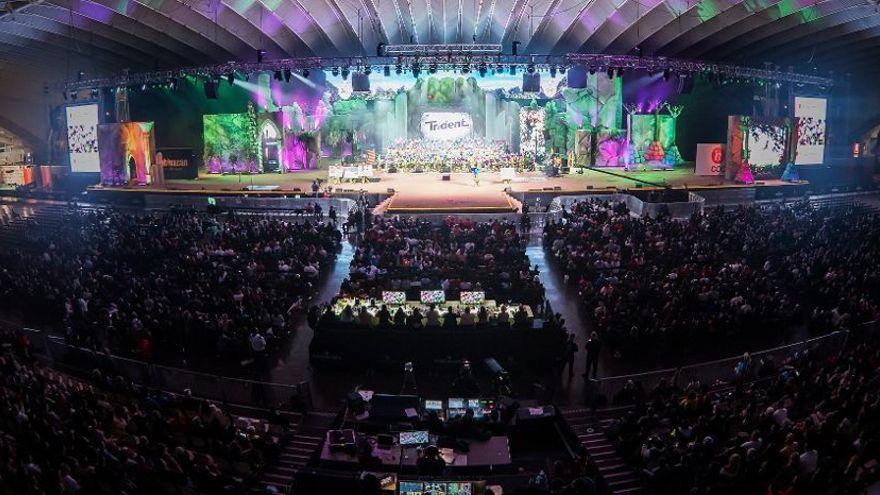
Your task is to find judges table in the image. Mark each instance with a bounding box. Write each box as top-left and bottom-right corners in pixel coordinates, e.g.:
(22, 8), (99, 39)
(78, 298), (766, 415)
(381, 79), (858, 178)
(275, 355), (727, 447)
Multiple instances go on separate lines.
(319, 433), (511, 472)
(330, 298), (533, 326)
(311, 299), (564, 369)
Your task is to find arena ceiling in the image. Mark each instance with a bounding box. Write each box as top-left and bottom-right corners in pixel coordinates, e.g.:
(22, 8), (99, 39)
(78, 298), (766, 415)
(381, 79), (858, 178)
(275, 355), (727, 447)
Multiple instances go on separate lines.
(0, 0), (878, 80)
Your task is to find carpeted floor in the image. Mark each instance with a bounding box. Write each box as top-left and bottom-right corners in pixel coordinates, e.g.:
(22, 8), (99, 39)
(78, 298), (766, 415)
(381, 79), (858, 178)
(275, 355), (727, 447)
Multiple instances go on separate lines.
(386, 175), (517, 213)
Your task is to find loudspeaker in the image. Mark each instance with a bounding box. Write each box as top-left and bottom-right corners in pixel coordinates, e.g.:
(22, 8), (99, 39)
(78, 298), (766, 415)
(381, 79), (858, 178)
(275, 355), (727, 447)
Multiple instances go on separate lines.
(677, 74), (695, 94)
(567, 65), (588, 89)
(442, 174), (451, 181)
(352, 72), (370, 92)
(511, 41), (520, 55)
(203, 80), (218, 99)
(376, 42), (386, 56)
(523, 72), (540, 93)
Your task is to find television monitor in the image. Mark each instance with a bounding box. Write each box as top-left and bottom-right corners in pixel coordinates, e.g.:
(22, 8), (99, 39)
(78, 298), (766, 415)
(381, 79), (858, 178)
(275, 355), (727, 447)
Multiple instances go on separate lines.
(382, 291), (406, 305)
(460, 291), (485, 305)
(420, 290), (445, 304)
(424, 399), (443, 411)
(447, 398), (467, 418)
(399, 430), (430, 446)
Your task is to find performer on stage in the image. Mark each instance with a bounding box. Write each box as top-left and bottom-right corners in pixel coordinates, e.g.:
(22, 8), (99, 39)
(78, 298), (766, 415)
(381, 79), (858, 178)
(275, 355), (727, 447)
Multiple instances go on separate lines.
(472, 164), (481, 186)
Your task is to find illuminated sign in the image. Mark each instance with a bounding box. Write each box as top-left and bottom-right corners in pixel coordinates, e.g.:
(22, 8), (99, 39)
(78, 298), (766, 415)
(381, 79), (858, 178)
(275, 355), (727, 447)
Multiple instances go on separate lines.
(420, 112), (473, 140)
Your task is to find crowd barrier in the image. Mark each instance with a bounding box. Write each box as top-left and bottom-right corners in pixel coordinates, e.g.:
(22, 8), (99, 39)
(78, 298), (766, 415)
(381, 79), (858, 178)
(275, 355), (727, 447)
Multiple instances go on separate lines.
(17, 327), (312, 411)
(309, 324), (568, 371)
(590, 329), (853, 404)
(141, 193), (358, 217)
(546, 192), (705, 221)
(11, 320), (875, 413)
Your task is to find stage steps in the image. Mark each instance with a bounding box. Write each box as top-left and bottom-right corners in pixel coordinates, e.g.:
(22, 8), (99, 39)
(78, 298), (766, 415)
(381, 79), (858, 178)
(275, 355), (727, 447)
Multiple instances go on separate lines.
(560, 408), (644, 495)
(260, 411), (336, 494)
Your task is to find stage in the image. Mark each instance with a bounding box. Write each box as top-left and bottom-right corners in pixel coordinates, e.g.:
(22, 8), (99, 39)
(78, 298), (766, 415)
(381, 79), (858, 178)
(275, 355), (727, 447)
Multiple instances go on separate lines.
(88, 165), (805, 212)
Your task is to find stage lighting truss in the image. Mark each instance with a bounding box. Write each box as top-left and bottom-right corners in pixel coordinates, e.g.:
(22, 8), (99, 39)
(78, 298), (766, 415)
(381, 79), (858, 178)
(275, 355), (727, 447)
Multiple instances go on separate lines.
(61, 52), (833, 91)
(384, 43), (502, 56)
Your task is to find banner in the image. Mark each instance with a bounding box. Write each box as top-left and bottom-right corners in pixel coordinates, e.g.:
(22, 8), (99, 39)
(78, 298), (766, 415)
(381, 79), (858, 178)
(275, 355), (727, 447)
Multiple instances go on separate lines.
(157, 148), (198, 179)
(419, 112), (473, 140)
(695, 143), (724, 175)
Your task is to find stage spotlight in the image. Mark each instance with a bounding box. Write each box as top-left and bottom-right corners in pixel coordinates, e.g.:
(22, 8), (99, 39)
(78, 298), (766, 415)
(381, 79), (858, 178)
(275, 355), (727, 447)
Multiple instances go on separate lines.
(478, 64), (487, 77)
(461, 64), (470, 74)
(550, 66), (557, 77)
(226, 73), (235, 86)
(496, 63), (503, 73)
(558, 65), (567, 74)
(77, 70), (85, 81)
(170, 78), (178, 90)
(383, 65), (391, 77)
(283, 68), (292, 82)
(90, 88), (99, 99)
(341, 67), (350, 80)
(332, 67), (340, 77)
(663, 67), (671, 81)
(589, 66), (596, 75)
(429, 63), (438, 74)
(274, 69), (282, 81)
(616, 67), (624, 77)
(607, 67), (614, 79)
(395, 64), (402, 75)
(256, 49), (266, 63)
(509, 65), (516, 75)
(364, 66), (372, 75)
(411, 63), (421, 78)
(302, 68), (310, 78)
(527, 64), (535, 74)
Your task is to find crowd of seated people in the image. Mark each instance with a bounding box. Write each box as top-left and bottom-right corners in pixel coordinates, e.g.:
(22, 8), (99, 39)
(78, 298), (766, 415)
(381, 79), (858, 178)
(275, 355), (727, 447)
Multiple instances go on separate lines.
(544, 200), (880, 356)
(311, 216), (552, 332)
(605, 334), (880, 494)
(341, 216), (544, 306)
(0, 207), (341, 363)
(0, 329), (285, 494)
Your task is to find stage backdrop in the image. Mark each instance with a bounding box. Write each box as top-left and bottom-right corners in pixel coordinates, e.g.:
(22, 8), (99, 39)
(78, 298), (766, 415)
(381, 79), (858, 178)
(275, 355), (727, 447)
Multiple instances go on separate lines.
(97, 122), (161, 186)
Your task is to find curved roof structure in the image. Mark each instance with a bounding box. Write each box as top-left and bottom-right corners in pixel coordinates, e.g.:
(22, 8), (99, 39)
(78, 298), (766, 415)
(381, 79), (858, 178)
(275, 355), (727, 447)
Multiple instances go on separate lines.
(0, 0), (877, 78)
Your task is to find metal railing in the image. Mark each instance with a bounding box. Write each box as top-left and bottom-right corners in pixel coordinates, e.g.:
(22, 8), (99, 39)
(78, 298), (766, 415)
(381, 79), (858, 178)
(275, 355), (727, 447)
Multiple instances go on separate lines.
(591, 329), (854, 404)
(17, 326), (313, 412)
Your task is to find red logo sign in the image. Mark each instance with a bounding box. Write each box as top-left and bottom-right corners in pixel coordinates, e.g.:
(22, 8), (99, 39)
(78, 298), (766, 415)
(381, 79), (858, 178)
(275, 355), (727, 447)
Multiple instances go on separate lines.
(711, 147), (723, 164)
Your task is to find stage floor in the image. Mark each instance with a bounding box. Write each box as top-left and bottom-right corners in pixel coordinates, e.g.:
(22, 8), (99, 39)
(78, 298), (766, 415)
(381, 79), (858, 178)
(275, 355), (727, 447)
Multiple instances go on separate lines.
(160, 166), (796, 194)
(96, 165), (803, 213)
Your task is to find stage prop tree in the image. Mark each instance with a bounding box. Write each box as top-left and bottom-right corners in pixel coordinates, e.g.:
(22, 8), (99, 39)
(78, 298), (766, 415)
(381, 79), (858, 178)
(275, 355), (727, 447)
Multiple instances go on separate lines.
(622, 103), (640, 171)
(781, 117), (800, 182)
(662, 103), (685, 167)
(735, 116), (756, 184)
(244, 102), (261, 173)
(643, 103), (668, 166)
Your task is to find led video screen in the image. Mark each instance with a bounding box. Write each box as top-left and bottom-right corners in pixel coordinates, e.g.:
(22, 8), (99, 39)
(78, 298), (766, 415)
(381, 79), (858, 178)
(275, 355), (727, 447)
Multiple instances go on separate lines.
(794, 96), (827, 165)
(66, 103), (100, 172)
(748, 123), (787, 168)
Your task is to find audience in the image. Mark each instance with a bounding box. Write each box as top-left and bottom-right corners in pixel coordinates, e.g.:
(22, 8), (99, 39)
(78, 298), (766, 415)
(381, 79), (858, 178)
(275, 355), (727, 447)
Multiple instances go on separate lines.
(606, 334), (880, 494)
(0, 207), (341, 363)
(0, 329), (283, 494)
(544, 200), (880, 356)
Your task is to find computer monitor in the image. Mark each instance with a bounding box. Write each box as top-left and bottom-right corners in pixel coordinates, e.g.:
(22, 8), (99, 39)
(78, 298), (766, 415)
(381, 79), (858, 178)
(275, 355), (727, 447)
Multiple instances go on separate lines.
(399, 481), (425, 495)
(420, 290), (445, 304)
(398, 481), (476, 495)
(382, 291), (406, 305)
(398, 430), (430, 446)
(424, 399), (443, 411)
(460, 291), (485, 305)
(447, 398), (495, 419)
